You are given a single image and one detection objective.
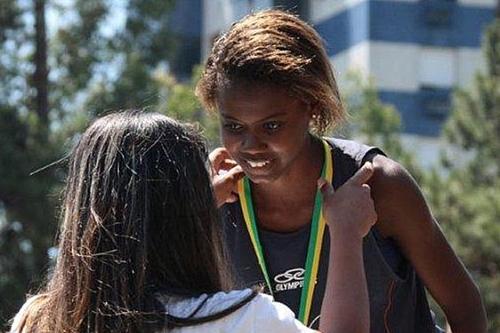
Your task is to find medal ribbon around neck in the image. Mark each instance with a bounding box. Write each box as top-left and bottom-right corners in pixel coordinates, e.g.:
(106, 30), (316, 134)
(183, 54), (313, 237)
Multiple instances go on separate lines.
(237, 139), (333, 326)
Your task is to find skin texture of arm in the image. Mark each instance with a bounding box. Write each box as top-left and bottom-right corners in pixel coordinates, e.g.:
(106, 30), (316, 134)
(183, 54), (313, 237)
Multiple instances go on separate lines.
(320, 230), (368, 333)
(368, 154), (487, 333)
(318, 163), (376, 333)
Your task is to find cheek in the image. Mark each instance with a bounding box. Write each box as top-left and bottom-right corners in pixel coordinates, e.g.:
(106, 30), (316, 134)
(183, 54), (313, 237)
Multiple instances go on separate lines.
(274, 128), (311, 157)
(220, 131), (239, 152)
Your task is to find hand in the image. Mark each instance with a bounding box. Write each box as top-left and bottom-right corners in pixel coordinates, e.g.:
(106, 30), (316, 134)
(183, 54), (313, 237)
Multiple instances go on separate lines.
(318, 162), (377, 239)
(209, 148), (245, 207)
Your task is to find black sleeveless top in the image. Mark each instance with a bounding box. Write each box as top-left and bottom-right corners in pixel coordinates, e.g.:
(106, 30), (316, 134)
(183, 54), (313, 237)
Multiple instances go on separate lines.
(221, 138), (436, 332)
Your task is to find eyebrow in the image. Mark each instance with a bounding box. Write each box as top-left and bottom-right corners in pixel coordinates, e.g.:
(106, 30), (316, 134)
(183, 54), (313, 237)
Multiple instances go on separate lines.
(220, 112), (288, 122)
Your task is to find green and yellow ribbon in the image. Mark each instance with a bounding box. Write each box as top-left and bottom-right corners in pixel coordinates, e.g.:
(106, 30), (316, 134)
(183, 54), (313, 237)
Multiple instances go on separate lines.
(237, 139), (333, 326)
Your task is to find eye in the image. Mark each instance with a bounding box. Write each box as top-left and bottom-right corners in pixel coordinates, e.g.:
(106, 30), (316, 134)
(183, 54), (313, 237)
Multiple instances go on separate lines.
(223, 122), (244, 133)
(263, 121), (282, 132)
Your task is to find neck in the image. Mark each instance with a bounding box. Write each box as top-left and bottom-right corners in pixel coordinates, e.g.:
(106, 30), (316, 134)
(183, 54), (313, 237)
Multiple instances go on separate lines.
(250, 135), (324, 231)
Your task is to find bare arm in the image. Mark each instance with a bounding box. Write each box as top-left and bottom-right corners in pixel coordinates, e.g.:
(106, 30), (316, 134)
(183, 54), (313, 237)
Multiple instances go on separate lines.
(321, 228), (368, 333)
(369, 155), (487, 333)
(319, 163), (376, 333)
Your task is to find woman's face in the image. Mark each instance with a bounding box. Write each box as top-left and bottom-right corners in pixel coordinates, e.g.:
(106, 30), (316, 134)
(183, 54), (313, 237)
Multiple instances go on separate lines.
(216, 81), (313, 184)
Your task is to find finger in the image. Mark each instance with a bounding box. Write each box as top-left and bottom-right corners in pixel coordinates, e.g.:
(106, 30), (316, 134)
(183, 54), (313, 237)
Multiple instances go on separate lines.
(317, 178), (334, 198)
(226, 193), (239, 203)
(209, 148), (231, 168)
(217, 163), (241, 175)
(223, 167), (244, 187)
(219, 158), (238, 171)
(210, 149), (237, 176)
(348, 162), (374, 186)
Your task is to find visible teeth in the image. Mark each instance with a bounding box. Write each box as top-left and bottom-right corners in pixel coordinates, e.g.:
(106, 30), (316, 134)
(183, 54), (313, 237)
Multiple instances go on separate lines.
(247, 160), (270, 168)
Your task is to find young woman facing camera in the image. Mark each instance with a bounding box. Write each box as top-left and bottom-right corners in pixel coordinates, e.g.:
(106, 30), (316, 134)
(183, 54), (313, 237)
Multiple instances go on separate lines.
(196, 9), (487, 332)
(9, 111), (373, 333)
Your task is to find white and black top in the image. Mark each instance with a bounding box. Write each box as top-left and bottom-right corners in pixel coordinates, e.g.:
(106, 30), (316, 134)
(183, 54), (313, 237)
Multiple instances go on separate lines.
(155, 289), (316, 333)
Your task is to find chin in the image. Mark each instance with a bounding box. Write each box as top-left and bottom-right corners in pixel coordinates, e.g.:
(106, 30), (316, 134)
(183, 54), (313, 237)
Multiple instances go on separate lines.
(245, 171), (280, 184)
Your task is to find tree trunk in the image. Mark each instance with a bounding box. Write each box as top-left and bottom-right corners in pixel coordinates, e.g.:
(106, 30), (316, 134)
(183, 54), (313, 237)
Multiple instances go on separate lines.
(33, 0), (48, 129)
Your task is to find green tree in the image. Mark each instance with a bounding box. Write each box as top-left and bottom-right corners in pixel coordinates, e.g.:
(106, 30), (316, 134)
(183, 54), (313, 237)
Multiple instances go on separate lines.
(0, 1), (185, 328)
(83, 0), (177, 113)
(0, 0), (63, 327)
(427, 19), (500, 332)
(155, 66), (220, 146)
(49, 0), (109, 119)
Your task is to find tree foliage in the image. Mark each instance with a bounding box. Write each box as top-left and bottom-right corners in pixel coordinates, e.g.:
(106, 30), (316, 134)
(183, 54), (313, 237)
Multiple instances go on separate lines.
(0, 0), (63, 326)
(0, 1), (497, 332)
(0, 0), (197, 329)
(429, 19), (500, 332)
(155, 66), (219, 146)
(342, 72), (423, 180)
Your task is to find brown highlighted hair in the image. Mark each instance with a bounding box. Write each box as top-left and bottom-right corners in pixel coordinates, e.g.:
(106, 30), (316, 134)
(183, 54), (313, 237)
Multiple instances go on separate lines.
(196, 9), (345, 134)
(10, 111), (234, 332)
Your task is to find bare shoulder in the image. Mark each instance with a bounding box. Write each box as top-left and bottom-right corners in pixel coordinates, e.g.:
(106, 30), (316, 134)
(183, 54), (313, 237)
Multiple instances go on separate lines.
(366, 154), (431, 238)
(368, 154), (414, 188)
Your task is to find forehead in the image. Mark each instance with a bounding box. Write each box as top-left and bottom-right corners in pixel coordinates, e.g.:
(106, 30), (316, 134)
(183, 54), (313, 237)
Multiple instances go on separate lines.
(216, 81), (307, 121)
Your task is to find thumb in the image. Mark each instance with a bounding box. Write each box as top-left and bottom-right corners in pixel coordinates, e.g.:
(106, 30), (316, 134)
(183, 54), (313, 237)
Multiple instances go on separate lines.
(220, 164), (244, 182)
(348, 162), (374, 185)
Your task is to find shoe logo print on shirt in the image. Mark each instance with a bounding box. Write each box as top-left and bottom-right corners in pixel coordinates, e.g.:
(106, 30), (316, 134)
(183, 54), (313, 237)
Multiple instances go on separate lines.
(273, 268), (305, 292)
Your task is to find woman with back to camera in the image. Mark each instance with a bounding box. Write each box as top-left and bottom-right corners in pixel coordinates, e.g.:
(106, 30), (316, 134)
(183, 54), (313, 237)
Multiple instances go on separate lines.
(10, 111), (374, 333)
(196, 9), (487, 332)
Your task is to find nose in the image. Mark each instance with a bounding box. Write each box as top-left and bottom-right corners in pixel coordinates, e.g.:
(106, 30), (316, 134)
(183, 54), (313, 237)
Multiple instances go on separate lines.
(241, 132), (266, 154)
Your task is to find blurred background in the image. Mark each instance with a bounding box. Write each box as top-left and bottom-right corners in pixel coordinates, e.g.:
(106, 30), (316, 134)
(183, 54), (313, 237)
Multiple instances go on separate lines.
(0, 0), (498, 331)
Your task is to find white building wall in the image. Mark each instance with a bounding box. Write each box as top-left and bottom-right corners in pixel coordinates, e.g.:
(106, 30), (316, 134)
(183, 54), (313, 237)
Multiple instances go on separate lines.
(307, 0), (499, 23)
(202, 0), (273, 58)
(309, 0), (365, 23)
(368, 43), (421, 92)
(202, 0), (233, 57)
(332, 41), (371, 87)
(419, 47), (458, 88)
(458, 0), (497, 8)
(457, 48), (486, 88)
(332, 42), (486, 92)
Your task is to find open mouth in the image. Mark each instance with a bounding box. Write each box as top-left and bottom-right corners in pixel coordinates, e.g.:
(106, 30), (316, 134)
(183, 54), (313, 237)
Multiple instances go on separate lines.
(244, 159), (271, 170)
(246, 159), (270, 168)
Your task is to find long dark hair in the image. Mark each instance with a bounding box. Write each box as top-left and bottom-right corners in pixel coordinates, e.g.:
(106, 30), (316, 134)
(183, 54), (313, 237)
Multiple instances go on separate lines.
(13, 111), (234, 332)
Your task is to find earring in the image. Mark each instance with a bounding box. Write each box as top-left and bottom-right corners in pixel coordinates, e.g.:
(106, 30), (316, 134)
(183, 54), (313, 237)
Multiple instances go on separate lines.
(311, 114), (318, 120)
